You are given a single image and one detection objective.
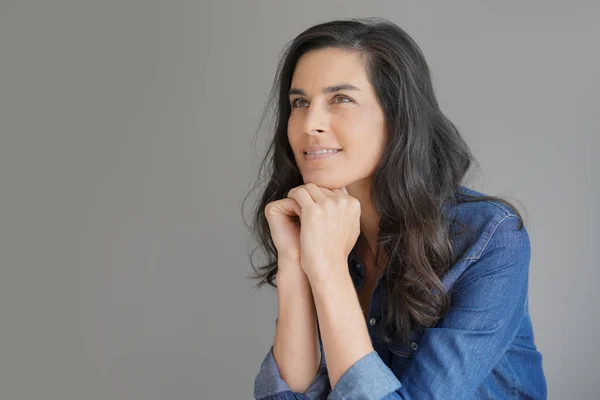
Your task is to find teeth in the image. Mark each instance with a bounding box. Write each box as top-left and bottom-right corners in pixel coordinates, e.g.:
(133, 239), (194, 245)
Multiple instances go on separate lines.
(305, 149), (340, 155)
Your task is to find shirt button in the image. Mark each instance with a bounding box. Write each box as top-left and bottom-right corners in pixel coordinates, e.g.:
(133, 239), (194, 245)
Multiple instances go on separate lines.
(410, 342), (418, 350)
(369, 318), (376, 326)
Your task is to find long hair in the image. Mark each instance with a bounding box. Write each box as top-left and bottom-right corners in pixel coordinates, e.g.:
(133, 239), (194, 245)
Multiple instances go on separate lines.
(242, 17), (525, 345)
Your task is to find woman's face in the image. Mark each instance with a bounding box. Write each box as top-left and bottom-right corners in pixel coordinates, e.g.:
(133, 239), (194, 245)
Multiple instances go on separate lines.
(287, 47), (387, 190)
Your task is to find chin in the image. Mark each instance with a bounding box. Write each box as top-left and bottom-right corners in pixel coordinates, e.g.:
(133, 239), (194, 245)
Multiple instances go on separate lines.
(301, 176), (348, 190)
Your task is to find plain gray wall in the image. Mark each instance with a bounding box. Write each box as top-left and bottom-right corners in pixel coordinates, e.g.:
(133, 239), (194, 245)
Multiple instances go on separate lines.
(0, 1), (598, 399)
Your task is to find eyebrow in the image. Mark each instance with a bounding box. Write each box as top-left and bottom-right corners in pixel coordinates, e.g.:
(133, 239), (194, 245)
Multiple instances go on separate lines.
(288, 83), (361, 96)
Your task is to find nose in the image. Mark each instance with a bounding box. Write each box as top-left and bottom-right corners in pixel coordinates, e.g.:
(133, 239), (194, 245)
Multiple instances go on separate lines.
(303, 103), (330, 135)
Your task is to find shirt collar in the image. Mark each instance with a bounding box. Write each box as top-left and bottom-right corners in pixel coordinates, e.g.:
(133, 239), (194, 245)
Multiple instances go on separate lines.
(348, 246), (366, 290)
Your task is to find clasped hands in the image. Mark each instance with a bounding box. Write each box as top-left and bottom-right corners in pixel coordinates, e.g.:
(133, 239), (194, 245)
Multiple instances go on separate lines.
(285, 183), (361, 283)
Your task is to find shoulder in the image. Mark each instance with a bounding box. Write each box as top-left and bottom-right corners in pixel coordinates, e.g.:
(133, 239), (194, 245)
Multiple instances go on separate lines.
(441, 185), (531, 291)
(447, 185), (521, 223)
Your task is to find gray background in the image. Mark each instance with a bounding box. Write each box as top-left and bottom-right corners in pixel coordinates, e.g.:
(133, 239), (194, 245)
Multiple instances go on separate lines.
(0, 1), (598, 399)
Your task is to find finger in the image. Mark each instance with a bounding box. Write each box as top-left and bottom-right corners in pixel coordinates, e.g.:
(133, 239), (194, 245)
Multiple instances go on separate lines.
(267, 198), (301, 218)
(302, 183), (329, 202)
(332, 187), (347, 197)
(287, 186), (315, 210)
(317, 186), (336, 197)
(341, 186), (348, 195)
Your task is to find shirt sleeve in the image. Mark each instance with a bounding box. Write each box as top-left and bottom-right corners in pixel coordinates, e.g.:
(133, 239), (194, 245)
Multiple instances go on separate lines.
(254, 324), (331, 399)
(329, 215), (532, 400)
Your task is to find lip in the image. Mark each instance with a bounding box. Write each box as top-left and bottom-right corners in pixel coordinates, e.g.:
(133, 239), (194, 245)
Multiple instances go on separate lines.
(302, 146), (343, 153)
(302, 149), (342, 161)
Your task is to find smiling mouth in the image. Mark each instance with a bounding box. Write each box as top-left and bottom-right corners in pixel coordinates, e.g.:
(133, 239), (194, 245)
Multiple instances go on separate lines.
(303, 149), (342, 161)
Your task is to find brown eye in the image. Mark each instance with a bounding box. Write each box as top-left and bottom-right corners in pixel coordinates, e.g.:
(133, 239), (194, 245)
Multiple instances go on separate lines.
(291, 98), (308, 108)
(334, 95), (351, 104)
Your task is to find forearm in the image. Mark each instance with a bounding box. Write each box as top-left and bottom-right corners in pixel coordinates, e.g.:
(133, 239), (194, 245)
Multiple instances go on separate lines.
(273, 259), (322, 393)
(309, 264), (374, 390)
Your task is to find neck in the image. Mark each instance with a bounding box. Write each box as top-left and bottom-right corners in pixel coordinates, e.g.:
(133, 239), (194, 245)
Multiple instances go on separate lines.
(345, 178), (385, 272)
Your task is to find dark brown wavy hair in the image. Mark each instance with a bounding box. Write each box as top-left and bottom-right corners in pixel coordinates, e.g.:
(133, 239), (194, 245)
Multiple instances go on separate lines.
(242, 17), (525, 345)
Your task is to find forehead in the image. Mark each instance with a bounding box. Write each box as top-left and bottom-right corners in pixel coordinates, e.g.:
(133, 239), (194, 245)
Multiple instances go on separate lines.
(290, 48), (369, 90)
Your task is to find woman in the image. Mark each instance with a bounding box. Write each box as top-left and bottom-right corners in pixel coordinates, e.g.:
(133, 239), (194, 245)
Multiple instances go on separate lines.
(247, 17), (547, 399)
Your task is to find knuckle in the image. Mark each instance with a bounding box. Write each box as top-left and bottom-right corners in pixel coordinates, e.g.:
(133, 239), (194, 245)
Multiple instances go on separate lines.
(346, 197), (360, 209)
(264, 203), (273, 216)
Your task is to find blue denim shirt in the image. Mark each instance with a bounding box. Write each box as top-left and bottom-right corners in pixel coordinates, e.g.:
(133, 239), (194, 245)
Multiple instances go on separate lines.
(254, 185), (547, 399)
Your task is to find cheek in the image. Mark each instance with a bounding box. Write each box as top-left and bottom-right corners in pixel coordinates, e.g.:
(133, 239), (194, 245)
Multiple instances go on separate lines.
(337, 110), (383, 147)
(339, 113), (385, 168)
(287, 118), (300, 147)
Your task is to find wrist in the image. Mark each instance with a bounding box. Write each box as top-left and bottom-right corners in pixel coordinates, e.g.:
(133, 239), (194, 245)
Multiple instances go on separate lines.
(307, 261), (352, 294)
(276, 260), (309, 285)
(277, 251), (301, 263)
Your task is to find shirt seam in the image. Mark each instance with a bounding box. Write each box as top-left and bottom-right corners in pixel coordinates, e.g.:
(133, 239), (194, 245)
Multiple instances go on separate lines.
(460, 214), (518, 261)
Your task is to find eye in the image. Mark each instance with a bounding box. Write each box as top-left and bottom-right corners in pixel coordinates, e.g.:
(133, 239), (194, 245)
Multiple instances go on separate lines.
(333, 95), (352, 104)
(290, 98), (308, 108)
(290, 95), (352, 108)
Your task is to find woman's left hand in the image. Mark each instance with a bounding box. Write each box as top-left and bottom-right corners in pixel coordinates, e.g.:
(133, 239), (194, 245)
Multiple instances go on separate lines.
(286, 183), (361, 282)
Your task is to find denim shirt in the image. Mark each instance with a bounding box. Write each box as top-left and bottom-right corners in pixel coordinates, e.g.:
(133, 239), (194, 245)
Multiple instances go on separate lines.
(254, 185), (547, 399)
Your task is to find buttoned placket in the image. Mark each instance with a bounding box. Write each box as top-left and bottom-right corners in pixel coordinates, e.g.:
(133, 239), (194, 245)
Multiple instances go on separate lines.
(348, 248), (384, 339)
(349, 249), (422, 352)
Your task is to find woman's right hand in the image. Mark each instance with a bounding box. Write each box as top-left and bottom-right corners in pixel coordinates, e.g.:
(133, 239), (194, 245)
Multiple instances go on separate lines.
(264, 197), (303, 267)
